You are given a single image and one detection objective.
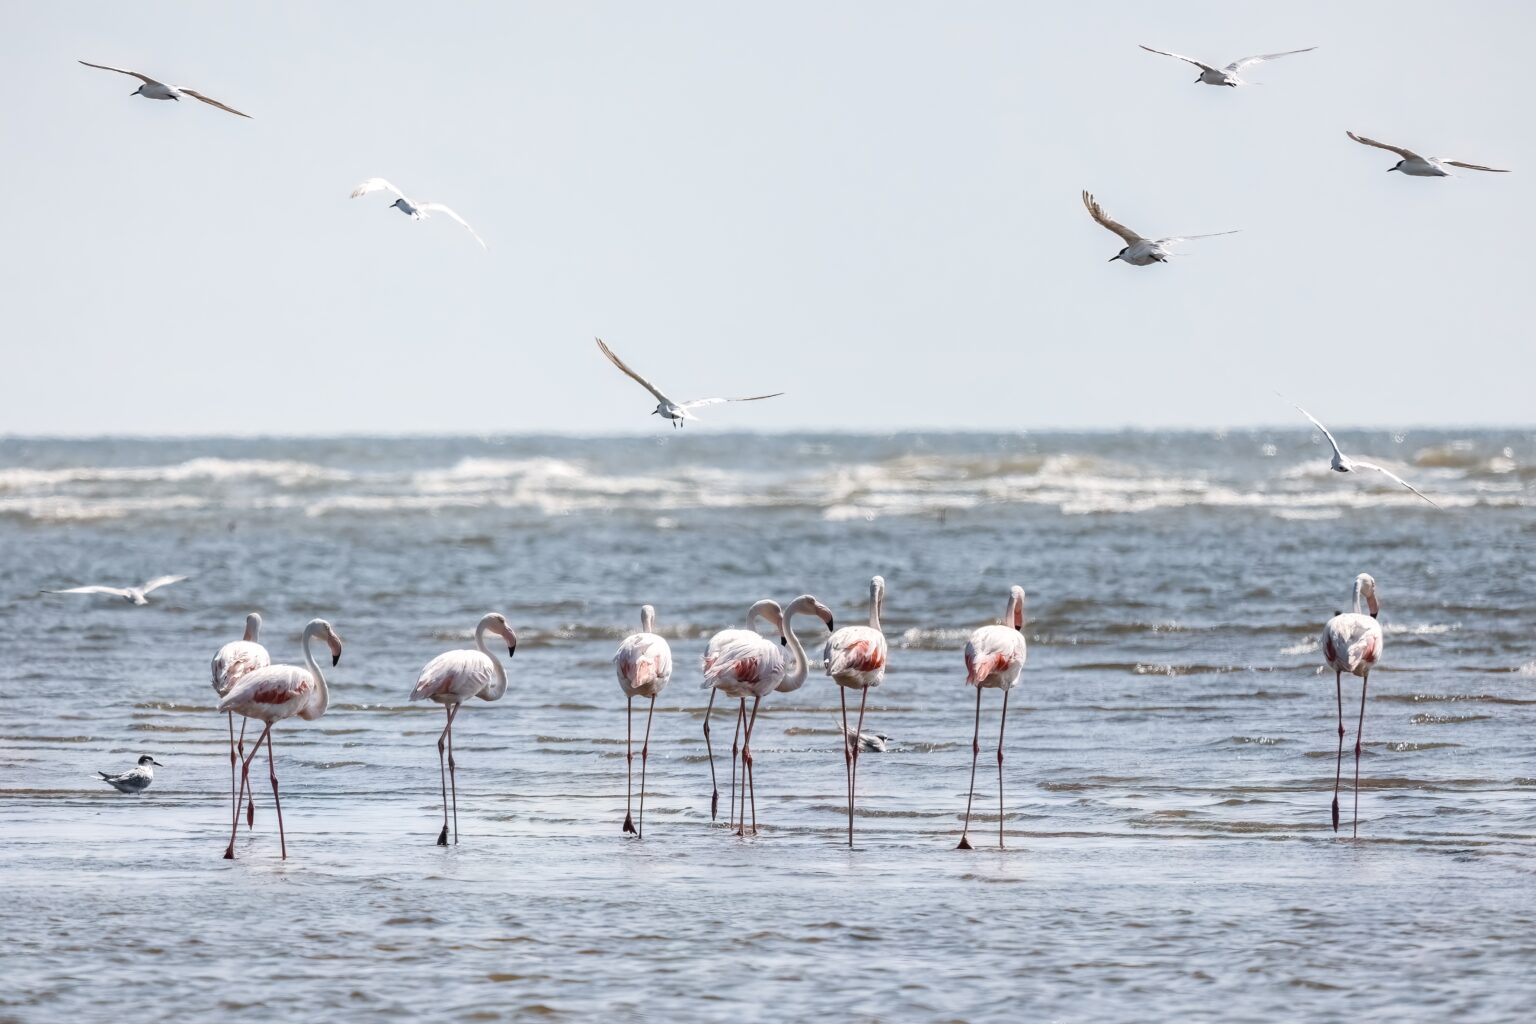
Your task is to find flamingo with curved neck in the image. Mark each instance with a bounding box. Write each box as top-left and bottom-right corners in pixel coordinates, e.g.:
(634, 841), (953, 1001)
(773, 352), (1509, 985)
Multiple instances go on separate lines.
(701, 599), (789, 835)
(824, 576), (889, 846)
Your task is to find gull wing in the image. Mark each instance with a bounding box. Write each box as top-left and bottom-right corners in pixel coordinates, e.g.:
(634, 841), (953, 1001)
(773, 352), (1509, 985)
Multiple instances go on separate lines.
(596, 338), (675, 406)
(1137, 46), (1219, 74)
(1352, 460), (1443, 510)
(1442, 159), (1510, 173)
(1285, 399), (1347, 463)
(140, 575), (189, 594)
(1225, 47), (1316, 72)
(678, 393), (785, 411)
(1081, 191), (1144, 244)
(178, 88), (251, 119)
(78, 60), (160, 86)
(44, 585), (132, 599)
(418, 202), (488, 250)
(350, 177), (407, 201)
(1346, 132), (1421, 162)
(1156, 230), (1240, 245)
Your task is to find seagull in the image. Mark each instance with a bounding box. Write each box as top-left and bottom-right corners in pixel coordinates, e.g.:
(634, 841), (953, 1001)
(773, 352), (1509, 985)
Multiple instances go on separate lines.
(1345, 132), (1510, 177)
(1284, 399), (1442, 509)
(1082, 191), (1238, 266)
(97, 755), (164, 794)
(42, 574), (190, 606)
(1138, 45), (1316, 87)
(595, 338), (784, 427)
(349, 178), (487, 249)
(77, 61), (251, 118)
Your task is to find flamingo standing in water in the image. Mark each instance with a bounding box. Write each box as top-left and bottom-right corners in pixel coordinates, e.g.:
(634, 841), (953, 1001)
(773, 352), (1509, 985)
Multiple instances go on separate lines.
(1321, 573), (1384, 837)
(211, 612), (270, 830)
(701, 600), (783, 823)
(613, 605), (673, 838)
(957, 586), (1027, 850)
(823, 576), (888, 846)
(218, 619), (343, 860)
(702, 600), (790, 835)
(409, 612), (518, 846)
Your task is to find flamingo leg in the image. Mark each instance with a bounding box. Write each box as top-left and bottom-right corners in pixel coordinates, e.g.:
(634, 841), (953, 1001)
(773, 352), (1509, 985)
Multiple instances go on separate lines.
(957, 686), (982, 850)
(840, 687), (853, 842)
(1332, 670), (1344, 833)
(703, 688), (719, 821)
(227, 711), (237, 828)
(266, 727), (287, 860)
(638, 695), (656, 839)
(436, 704), (452, 846)
(1353, 673), (1368, 838)
(997, 688), (1010, 849)
(238, 717), (254, 827)
(446, 704), (460, 845)
(224, 722), (270, 859)
(740, 695), (763, 837)
(849, 688), (869, 848)
(730, 699), (745, 830)
(623, 695), (637, 835)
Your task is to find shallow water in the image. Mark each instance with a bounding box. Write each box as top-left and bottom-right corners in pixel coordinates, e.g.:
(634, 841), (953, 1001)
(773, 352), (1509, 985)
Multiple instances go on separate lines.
(1, 431), (1533, 1021)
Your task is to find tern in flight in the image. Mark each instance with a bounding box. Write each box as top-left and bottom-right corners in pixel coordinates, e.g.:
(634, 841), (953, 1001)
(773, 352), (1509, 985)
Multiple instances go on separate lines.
(42, 574), (190, 606)
(1345, 132), (1510, 178)
(1082, 191), (1238, 266)
(1285, 399), (1441, 509)
(1138, 45), (1316, 87)
(78, 61), (252, 118)
(350, 178), (487, 250)
(595, 338), (784, 427)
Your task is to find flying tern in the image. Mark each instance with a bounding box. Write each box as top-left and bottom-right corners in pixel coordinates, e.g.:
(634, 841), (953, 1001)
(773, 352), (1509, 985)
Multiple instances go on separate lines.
(350, 178), (487, 250)
(1285, 399), (1442, 509)
(1345, 132), (1510, 177)
(1082, 191), (1238, 266)
(1138, 45), (1316, 87)
(595, 338), (784, 427)
(78, 61), (251, 118)
(42, 574), (190, 606)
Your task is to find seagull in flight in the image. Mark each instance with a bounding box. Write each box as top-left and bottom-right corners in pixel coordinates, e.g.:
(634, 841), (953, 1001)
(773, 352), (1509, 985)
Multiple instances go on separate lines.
(1138, 45), (1316, 87)
(42, 574), (190, 606)
(1345, 132), (1510, 177)
(595, 338), (784, 428)
(78, 61), (251, 118)
(1082, 191), (1238, 266)
(98, 755), (164, 794)
(1284, 399), (1442, 509)
(350, 178), (487, 250)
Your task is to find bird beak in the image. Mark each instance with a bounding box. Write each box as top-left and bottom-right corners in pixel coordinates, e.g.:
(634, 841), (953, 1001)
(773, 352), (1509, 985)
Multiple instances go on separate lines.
(152, 759), (165, 767)
(332, 653), (341, 666)
(780, 636), (788, 646)
(507, 644), (517, 657)
(827, 618), (835, 632)
(1107, 255), (1119, 262)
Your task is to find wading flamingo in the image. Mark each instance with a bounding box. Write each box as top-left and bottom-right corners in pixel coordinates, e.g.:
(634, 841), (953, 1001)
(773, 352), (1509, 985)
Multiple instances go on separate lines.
(823, 576), (888, 846)
(957, 586), (1027, 850)
(212, 612), (270, 829)
(409, 612), (518, 846)
(1321, 573), (1384, 837)
(614, 605), (673, 838)
(701, 600), (783, 822)
(218, 619), (343, 860)
(702, 600), (788, 835)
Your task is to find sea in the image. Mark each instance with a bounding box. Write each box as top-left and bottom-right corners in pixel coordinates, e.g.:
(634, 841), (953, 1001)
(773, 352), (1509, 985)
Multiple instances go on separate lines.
(1, 429), (1532, 1022)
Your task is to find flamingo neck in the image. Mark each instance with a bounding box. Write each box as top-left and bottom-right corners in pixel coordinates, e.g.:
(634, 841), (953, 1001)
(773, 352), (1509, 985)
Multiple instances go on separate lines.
(474, 618), (509, 700)
(301, 624), (329, 718)
(640, 606), (656, 634)
(781, 611), (810, 690)
(868, 585), (883, 631)
(243, 615), (261, 643)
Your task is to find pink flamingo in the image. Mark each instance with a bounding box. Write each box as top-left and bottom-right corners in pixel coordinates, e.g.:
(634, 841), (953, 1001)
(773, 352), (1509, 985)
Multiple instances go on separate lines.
(211, 612), (270, 830)
(613, 604), (673, 838)
(957, 586), (1027, 850)
(408, 612), (518, 846)
(701, 600), (783, 823)
(823, 575), (887, 846)
(218, 618), (343, 860)
(1321, 573), (1383, 837)
(701, 599), (788, 835)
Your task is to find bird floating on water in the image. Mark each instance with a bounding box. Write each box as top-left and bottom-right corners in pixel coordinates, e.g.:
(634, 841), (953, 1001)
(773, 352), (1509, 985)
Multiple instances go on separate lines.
(43, 574), (189, 606)
(78, 61), (251, 118)
(1345, 132), (1509, 177)
(1081, 191), (1237, 266)
(98, 755), (164, 794)
(833, 718), (890, 753)
(1321, 573), (1384, 837)
(1284, 398), (1442, 509)
(1138, 45), (1316, 87)
(595, 338), (784, 428)
(350, 178), (487, 250)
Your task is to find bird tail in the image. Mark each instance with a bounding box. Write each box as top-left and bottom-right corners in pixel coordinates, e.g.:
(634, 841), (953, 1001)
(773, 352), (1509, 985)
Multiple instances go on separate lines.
(96, 772), (112, 780)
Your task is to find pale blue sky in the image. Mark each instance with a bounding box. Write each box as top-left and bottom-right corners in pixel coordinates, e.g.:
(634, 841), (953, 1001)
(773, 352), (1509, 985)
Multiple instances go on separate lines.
(2, 1), (1531, 435)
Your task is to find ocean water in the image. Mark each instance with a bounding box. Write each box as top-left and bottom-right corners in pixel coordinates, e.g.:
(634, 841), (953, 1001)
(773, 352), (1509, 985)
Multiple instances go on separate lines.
(1, 430), (1533, 1022)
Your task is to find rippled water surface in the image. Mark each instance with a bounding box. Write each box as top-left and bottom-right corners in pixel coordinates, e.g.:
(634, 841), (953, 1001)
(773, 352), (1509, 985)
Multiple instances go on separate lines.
(2, 431), (1533, 1021)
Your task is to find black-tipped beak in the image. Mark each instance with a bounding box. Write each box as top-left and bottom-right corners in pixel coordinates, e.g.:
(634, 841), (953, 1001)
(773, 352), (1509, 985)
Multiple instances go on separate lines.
(507, 645), (517, 657)
(332, 653), (341, 666)
(827, 618), (835, 632)
(780, 636), (788, 646)
(152, 759), (166, 767)
(1107, 255), (1119, 262)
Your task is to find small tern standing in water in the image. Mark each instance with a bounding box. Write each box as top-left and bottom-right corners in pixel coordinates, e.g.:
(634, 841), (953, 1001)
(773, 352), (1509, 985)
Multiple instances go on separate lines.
(1138, 45), (1316, 87)
(77, 61), (252, 117)
(1345, 132), (1510, 177)
(42, 574), (189, 606)
(1082, 191), (1238, 266)
(595, 338), (784, 427)
(1284, 399), (1442, 509)
(98, 755), (164, 794)
(350, 178), (487, 250)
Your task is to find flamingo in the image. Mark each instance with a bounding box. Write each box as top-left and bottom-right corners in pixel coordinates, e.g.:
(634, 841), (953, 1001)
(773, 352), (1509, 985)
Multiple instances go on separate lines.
(823, 575), (888, 846)
(957, 586), (1027, 850)
(701, 600), (788, 835)
(1321, 573), (1384, 837)
(217, 619), (343, 860)
(613, 604), (673, 838)
(211, 612), (270, 830)
(408, 612), (518, 846)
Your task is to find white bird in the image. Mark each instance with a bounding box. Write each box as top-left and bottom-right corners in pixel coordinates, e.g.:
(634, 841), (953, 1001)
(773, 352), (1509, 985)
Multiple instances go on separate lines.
(1138, 45), (1316, 87)
(77, 61), (251, 117)
(1285, 399), (1442, 509)
(613, 604), (673, 838)
(350, 178), (487, 249)
(1082, 191), (1237, 266)
(43, 574), (189, 606)
(701, 599), (788, 835)
(832, 719), (890, 753)
(823, 575), (889, 847)
(97, 755), (164, 794)
(1321, 573), (1385, 837)
(1346, 132), (1510, 177)
(957, 585), (1028, 850)
(596, 338), (784, 427)
(212, 613), (271, 830)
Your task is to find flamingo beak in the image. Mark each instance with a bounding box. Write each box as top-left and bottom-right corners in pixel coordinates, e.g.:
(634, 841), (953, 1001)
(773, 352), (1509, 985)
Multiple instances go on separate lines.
(827, 618), (835, 632)
(780, 636), (788, 646)
(332, 653), (341, 666)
